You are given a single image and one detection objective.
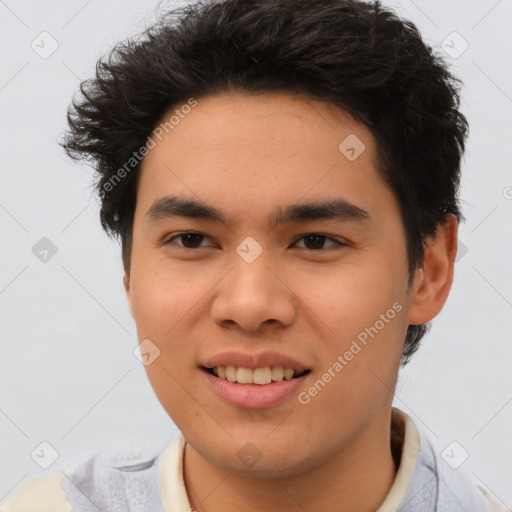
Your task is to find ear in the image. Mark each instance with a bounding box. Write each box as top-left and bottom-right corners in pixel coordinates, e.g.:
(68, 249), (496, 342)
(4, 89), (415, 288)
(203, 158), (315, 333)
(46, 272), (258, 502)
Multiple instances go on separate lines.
(123, 272), (134, 318)
(407, 214), (459, 325)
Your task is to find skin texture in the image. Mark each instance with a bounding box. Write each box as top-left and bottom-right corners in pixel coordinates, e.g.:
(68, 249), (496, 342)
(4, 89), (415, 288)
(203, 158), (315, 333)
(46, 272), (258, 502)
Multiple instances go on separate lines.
(124, 91), (458, 512)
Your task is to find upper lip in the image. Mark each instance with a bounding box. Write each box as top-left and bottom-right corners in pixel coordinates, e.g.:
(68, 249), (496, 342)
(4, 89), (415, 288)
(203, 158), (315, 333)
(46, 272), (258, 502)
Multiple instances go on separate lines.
(202, 351), (309, 373)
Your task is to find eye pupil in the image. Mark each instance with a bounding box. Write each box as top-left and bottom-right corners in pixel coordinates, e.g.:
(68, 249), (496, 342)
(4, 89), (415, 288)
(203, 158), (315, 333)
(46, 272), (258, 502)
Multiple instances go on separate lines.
(181, 233), (203, 248)
(304, 234), (325, 249)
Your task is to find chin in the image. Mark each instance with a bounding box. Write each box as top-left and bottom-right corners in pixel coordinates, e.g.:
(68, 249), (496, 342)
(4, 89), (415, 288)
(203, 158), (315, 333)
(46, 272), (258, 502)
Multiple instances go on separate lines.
(199, 436), (320, 478)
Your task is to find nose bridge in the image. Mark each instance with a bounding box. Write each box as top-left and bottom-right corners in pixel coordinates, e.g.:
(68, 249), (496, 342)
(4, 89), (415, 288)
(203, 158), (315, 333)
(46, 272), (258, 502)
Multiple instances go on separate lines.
(211, 244), (296, 331)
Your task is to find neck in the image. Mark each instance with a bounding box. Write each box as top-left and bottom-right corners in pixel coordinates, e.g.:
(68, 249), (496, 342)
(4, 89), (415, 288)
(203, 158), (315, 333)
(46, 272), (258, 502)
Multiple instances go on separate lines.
(183, 407), (399, 512)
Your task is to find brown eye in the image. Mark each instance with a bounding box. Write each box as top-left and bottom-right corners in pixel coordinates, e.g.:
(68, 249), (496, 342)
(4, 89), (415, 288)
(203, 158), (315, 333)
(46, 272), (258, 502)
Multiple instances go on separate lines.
(294, 233), (344, 251)
(165, 232), (210, 249)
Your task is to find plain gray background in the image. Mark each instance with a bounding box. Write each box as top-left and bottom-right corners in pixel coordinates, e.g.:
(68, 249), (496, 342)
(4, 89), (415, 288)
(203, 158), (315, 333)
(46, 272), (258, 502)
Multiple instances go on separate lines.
(1, 0), (511, 506)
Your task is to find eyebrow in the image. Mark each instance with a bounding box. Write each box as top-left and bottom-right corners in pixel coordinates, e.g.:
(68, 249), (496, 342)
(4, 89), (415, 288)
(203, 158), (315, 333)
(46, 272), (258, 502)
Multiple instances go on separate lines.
(145, 195), (371, 229)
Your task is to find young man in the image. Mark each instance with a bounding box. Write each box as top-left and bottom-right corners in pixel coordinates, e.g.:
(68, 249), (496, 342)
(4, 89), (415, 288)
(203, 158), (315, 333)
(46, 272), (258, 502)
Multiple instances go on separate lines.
(1, 0), (507, 511)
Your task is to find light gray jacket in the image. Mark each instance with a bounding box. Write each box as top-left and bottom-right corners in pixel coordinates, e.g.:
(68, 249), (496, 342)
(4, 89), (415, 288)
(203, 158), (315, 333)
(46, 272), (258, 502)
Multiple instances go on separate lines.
(60, 425), (501, 511)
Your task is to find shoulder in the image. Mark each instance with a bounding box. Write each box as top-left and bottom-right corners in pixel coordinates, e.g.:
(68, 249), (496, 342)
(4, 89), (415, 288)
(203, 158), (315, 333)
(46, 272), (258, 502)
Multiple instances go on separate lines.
(420, 433), (511, 512)
(478, 486), (512, 512)
(393, 409), (511, 512)
(432, 445), (510, 512)
(0, 469), (73, 512)
(0, 441), (170, 512)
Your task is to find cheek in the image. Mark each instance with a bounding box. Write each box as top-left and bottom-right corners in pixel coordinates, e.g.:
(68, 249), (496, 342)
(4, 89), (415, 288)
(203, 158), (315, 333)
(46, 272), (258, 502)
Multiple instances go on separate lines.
(291, 258), (407, 336)
(298, 304), (407, 430)
(129, 261), (204, 334)
(129, 263), (204, 421)
(290, 257), (408, 395)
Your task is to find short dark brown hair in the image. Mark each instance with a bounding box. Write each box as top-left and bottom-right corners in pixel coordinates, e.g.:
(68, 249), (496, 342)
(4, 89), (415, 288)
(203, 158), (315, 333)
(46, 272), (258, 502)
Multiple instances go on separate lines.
(60, 0), (469, 365)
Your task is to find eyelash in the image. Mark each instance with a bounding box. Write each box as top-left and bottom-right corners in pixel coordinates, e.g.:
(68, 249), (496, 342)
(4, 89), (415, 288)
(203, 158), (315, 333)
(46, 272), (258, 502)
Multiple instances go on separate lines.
(162, 232), (347, 253)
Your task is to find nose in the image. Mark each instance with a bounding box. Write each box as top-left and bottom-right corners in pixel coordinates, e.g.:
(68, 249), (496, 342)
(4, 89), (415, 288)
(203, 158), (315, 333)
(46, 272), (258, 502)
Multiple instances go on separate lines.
(211, 254), (296, 333)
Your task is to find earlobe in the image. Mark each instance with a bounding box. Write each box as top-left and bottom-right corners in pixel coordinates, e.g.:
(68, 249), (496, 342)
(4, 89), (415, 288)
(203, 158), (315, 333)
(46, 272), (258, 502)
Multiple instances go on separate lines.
(407, 214), (459, 325)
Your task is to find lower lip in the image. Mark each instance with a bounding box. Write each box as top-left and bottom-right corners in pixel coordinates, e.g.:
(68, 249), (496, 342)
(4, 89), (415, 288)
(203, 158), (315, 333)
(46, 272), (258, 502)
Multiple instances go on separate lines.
(201, 369), (309, 409)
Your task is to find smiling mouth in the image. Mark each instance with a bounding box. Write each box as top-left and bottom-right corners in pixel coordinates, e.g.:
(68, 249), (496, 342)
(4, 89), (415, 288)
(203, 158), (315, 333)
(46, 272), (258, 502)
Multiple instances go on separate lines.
(202, 366), (310, 385)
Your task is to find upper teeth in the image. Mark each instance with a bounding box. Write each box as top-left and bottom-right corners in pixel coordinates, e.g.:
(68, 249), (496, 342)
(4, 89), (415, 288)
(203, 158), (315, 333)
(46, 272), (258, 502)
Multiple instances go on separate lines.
(213, 366), (296, 385)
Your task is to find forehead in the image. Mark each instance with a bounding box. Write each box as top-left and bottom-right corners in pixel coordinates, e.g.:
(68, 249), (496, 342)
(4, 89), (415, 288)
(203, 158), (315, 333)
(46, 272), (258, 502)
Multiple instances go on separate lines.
(135, 92), (394, 226)
(147, 91), (374, 159)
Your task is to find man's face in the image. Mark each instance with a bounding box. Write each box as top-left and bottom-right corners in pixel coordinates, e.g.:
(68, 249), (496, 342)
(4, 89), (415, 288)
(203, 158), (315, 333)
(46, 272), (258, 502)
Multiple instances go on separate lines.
(125, 92), (418, 476)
